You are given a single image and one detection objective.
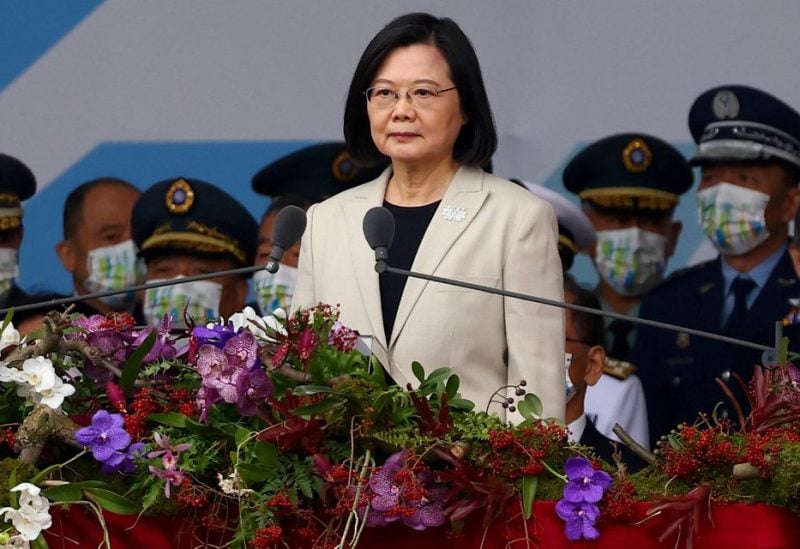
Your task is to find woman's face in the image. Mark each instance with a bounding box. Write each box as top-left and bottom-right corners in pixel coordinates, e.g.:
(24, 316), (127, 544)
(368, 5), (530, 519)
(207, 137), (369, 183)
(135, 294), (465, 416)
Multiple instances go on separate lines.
(367, 43), (466, 168)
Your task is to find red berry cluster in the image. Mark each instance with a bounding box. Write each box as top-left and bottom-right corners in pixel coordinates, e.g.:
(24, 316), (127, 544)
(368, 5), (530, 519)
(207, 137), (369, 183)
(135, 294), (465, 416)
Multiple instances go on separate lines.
(1, 427), (16, 448)
(175, 478), (209, 509)
(486, 423), (568, 480)
(123, 388), (160, 439)
(98, 312), (136, 331)
(601, 478), (637, 521)
(267, 493), (294, 515)
(743, 428), (800, 478)
(660, 424), (740, 480)
(250, 525), (283, 548)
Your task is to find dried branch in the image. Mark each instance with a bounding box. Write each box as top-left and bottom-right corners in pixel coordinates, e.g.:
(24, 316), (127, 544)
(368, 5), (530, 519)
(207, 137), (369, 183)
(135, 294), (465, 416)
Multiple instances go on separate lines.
(611, 423), (658, 466)
(14, 404), (82, 465)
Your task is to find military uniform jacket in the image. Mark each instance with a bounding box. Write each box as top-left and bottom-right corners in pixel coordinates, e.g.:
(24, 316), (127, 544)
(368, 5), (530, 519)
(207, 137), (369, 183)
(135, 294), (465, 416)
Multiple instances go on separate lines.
(292, 166), (566, 423)
(632, 252), (798, 448)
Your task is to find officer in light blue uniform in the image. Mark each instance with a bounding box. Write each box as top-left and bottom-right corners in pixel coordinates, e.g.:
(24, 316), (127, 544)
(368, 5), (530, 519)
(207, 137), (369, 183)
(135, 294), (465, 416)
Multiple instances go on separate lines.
(633, 85), (800, 448)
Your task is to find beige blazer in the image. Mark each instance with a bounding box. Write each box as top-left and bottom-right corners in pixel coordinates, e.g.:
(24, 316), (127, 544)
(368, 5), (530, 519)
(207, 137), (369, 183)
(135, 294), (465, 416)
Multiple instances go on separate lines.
(292, 166), (565, 422)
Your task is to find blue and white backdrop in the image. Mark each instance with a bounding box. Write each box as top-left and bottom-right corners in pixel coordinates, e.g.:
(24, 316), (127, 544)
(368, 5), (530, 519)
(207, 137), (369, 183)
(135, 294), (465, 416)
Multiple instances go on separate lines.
(3, 0), (800, 295)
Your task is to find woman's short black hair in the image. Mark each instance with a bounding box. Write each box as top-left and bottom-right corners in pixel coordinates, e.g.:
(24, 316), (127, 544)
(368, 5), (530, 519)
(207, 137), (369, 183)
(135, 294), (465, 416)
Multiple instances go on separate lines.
(344, 12), (497, 168)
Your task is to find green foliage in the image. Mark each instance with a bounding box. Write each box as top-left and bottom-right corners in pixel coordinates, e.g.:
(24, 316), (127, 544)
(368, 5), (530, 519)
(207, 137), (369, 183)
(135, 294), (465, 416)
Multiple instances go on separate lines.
(0, 459), (36, 507)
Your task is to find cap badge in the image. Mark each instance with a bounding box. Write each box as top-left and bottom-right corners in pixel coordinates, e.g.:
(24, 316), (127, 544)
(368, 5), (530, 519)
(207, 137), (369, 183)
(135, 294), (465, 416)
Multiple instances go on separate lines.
(165, 178), (195, 214)
(622, 138), (653, 173)
(676, 332), (690, 349)
(332, 151), (358, 182)
(712, 90), (740, 120)
(442, 206), (467, 222)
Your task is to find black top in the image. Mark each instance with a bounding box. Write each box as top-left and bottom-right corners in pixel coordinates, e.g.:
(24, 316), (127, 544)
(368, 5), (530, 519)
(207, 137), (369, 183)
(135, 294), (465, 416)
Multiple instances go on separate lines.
(380, 200), (440, 342)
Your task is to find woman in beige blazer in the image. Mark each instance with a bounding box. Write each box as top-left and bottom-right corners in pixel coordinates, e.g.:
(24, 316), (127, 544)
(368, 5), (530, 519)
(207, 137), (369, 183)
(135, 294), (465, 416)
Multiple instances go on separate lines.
(292, 13), (564, 423)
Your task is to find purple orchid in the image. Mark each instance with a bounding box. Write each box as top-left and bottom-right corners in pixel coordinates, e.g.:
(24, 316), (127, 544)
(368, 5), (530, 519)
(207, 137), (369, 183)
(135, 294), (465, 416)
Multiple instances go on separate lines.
(147, 432), (192, 460)
(562, 456), (613, 503)
(195, 331), (272, 420)
(556, 499), (601, 540)
(328, 321), (358, 352)
(101, 441), (146, 474)
(75, 410), (131, 463)
(364, 451), (447, 531)
(192, 323), (239, 349)
(148, 465), (185, 498)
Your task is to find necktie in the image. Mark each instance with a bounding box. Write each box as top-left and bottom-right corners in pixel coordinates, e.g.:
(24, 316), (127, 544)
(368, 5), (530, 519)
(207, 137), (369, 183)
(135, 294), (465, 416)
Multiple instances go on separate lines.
(608, 319), (634, 360)
(723, 276), (757, 339)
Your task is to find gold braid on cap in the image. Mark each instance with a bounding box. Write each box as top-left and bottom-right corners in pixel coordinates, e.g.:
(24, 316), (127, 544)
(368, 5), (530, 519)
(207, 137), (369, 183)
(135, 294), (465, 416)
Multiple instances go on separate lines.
(142, 221), (246, 264)
(0, 194), (23, 231)
(579, 187), (678, 211)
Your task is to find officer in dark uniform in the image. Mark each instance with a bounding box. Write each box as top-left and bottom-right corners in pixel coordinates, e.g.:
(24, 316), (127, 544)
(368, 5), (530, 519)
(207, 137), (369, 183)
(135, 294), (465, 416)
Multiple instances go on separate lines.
(633, 85), (800, 448)
(0, 153), (37, 308)
(250, 142), (388, 315)
(563, 134), (693, 447)
(132, 177), (258, 327)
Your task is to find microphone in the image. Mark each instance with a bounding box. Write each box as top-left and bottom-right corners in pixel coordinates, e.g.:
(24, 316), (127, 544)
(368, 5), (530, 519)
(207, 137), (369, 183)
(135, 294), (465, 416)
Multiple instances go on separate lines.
(363, 206), (395, 273)
(265, 205), (307, 273)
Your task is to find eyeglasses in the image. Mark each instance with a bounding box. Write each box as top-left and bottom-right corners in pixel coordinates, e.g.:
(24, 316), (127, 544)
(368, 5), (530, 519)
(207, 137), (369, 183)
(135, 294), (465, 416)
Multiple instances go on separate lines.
(364, 85), (457, 108)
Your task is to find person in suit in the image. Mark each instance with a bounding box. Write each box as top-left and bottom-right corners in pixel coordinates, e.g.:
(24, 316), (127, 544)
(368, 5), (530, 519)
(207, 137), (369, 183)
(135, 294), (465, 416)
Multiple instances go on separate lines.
(563, 134), (693, 448)
(251, 142), (388, 316)
(56, 177), (143, 319)
(131, 177), (258, 328)
(292, 13), (565, 422)
(0, 153), (37, 309)
(564, 276), (647, 472)
(633, 85), (800, 448)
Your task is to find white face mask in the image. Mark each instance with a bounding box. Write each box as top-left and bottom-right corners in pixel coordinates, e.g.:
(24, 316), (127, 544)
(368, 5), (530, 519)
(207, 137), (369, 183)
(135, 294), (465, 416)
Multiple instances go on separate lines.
(143, 277), (222, 328)
(697, 182), (771, 256)
(0, 248), (18, 302)
(253, 265), (297, 316)
(84, 240), (145, 309)
(564, 353), (578, 400)
(594, 227), (668, 297)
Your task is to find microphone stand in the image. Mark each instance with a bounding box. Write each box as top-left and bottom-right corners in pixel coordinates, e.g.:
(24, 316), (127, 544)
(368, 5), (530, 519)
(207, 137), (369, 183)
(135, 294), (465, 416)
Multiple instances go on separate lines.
(382, 264), (772, 353)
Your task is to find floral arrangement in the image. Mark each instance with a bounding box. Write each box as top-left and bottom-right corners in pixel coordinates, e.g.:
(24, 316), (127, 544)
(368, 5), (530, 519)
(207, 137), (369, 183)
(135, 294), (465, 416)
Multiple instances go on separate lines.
(1, 305), (799, 548)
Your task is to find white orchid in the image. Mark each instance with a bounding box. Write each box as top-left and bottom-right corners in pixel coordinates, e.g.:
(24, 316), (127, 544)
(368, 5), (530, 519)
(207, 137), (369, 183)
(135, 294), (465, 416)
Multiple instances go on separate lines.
(0, 322), (20, 352)
(0, 365), (24, 384)
(34, 377), (76, 410)
(19, 357), (56, 393)
(223, 306), (287, 341)
(0, 483), (52, 542)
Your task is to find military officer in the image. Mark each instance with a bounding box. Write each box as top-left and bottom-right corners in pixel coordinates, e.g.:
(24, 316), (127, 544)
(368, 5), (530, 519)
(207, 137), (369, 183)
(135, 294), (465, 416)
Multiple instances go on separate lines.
(563, 134), (692, 447)
(131, 177), (258, 327)
(0, 153), (37, 308)
(250, 142), (387, 315)
(633, 85), (800, 448)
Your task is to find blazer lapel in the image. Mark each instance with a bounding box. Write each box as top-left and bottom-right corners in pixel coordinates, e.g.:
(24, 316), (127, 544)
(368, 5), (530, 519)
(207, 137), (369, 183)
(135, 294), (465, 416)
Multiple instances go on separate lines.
(343, 170), (390, 349)
(389, 166), (489, 346)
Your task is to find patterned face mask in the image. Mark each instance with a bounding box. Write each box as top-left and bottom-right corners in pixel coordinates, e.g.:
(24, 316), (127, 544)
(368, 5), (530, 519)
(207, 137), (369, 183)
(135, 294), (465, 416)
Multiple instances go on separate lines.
(564, 353), (578, 400)
(697, 182), (771, 256)
(253, 265), (297, 316)
(143, 277), (222, 328)
(0, 248), (18, 303)
(594, 227), (668, 297)
(84, 240), (145, 309)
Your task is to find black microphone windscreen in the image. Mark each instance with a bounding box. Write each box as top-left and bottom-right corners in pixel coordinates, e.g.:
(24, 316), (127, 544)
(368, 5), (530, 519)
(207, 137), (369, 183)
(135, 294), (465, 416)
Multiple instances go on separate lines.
(271, 205), (308, 249)
(363, 207), (395, 250)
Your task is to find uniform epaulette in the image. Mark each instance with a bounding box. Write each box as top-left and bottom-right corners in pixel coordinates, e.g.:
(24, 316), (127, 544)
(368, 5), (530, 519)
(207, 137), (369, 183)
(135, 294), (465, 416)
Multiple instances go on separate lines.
(604, 357), (637, 380)
(657, 260), (716, 288)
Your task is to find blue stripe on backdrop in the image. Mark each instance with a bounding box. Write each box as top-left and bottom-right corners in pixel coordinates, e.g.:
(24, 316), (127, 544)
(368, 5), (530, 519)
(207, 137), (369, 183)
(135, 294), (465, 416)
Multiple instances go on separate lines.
(0, 0), (104, 93)
(537, 142), (701, 290)
(20, 140), (313, 296)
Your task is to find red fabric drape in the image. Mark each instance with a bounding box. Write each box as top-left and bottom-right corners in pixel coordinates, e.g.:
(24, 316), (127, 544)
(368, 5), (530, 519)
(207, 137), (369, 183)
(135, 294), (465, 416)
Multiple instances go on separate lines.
(45, 501), (800, 548)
